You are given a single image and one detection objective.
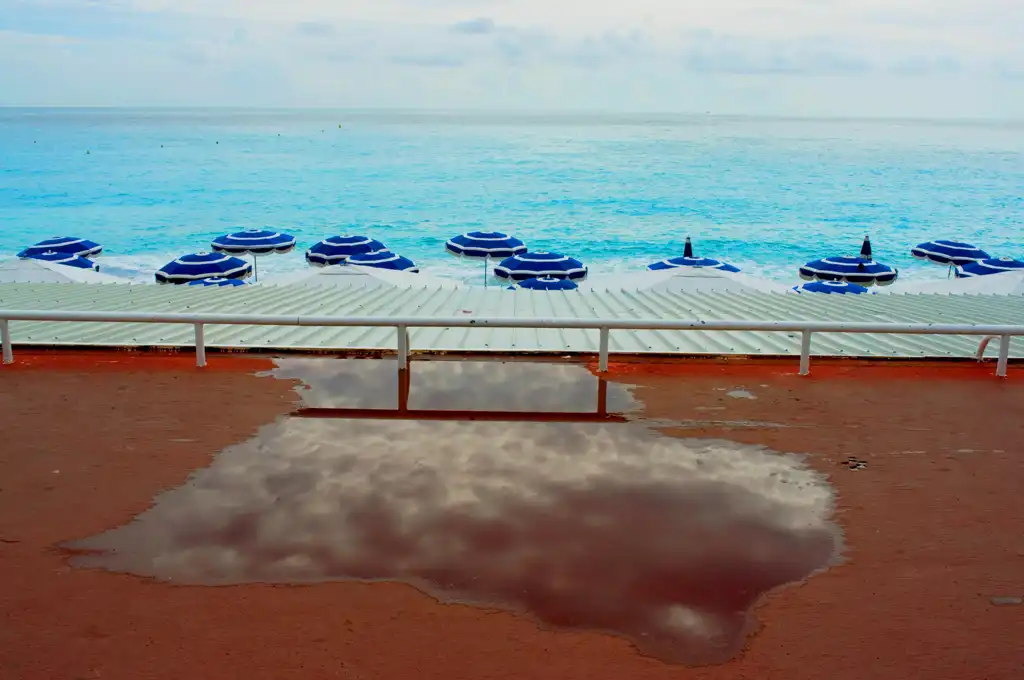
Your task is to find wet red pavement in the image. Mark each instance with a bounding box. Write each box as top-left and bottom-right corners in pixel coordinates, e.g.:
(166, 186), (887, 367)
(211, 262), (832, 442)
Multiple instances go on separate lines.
(1, 351), (1021, 679)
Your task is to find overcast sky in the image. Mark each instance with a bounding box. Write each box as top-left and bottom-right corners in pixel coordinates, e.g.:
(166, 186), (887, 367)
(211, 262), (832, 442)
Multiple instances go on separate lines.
(1, 0), (1021, 118)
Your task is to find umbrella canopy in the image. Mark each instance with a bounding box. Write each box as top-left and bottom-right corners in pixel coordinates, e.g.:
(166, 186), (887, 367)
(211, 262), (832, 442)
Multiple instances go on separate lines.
(955, 257), (1024, 278)
(306, 235), (386, 267)
(446, 231), (527, 259)
(155, 252), (253, 284)
(211, 228), (296, 255)
(187, 277), (248, 287)
(647, 237), (740, 273)
(23, 251), (99, 271)
(799, 236), (898, 286)
(347, 250), (419, 272)
(494, 252), (587, 281)
(18, 236), (102, 259)
(793, 281), (872, 295)
(518, 276), (579, 291)
(911, 239), (989, 265)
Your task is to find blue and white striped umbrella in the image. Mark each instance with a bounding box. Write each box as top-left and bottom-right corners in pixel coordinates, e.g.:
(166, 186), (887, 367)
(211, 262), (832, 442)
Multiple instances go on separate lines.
(647, 237), (740, 273)
(211, 228), (296, 255)
(446, 231), (527, 259)
(799, 236), (898, 286)
(793, 281), (872, 295)
(23, 251), (99, 271)
(518, 276), (579, 291)
(187, 277), (248, 287)
(155, 252), (253, 284)
(347, 249), (419, 272)
(306, 235), (385, 267)
(911, 239), (989, 266)
(18, 236), (102, 259)
(954, 257), (1024, 278)
(494, 252), (588, 282)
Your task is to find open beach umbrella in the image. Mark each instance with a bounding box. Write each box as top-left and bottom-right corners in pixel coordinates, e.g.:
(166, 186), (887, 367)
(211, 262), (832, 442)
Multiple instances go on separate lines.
(23, 251), (99, 271)
(494, 252), (587, 282)
(518, 276), (579, 291)
(187, 277), (248, 287)
(954, 257), (1024, 278)
(155, 251), (253, 284)
(911, 239), (989, 266)
(18, 236), (102, 259)
(305, 235), (385, 267)
(211, 228), (296, 282)
(647, 237), (740, 273)
(793, 281), (872, 295)
(347, 249), (419, 272)
(799, 236), (898, 286)
(446, 231), (527, 287)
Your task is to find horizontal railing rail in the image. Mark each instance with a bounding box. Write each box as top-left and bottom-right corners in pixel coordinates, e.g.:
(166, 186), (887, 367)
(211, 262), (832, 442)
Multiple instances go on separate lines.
(0, 310), (1020, 377)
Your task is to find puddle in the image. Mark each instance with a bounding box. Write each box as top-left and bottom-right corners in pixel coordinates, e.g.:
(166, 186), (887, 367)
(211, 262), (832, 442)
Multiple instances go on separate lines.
(726, 389), (757, 400)
(68, 359), (840, 666)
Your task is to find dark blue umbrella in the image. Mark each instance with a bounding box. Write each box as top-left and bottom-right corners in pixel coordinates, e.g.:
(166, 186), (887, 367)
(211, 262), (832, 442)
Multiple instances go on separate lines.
(211, 228), (296, 255)
(447, 231), (528, 287)
(911, 239), (989, 266)
(23, 251), (99, 271)
(446, 231), (527, 258)
(305, 235), (386, 267)
(211, 228), (296, 282)
(494, 252), (587, 282)
(187, 277), (248, 287)
(155, 252), (253, 284)
(955, 257), (1024, 278)
(647, 237), (740, 273)
(18, 236), (102, 259)
(799, 236), (898, 286)
(518, 276), (579, 291)
(347, 250), (419, 272)
(793, 281), (872, 295)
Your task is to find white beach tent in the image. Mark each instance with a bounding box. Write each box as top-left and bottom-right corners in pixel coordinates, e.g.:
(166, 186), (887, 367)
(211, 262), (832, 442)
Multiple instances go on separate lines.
(0, 258), (123, 284)
(876, 270), (1024, 296)
(579, 267), (792, 294)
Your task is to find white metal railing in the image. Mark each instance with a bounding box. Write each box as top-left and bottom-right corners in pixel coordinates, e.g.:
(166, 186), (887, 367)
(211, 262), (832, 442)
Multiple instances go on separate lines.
(0, 310), (1020, 377)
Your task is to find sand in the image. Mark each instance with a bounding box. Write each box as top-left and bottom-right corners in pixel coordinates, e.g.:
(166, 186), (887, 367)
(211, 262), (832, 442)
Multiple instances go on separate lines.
(1, 351), (1021, 680)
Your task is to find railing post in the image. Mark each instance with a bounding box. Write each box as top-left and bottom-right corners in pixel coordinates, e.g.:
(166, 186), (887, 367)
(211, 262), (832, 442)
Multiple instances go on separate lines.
(1, 319), (12, 365)
(996, 335), (1010, 378)
(799, 330), (812, 376)
(397, 325), (409, 369)
(194, 323), (207, 368)
(598, 327), (610, 372)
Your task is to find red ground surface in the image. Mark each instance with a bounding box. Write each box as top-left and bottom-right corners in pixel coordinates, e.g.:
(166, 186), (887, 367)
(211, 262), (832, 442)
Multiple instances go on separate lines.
(1, 351), (1021, 680)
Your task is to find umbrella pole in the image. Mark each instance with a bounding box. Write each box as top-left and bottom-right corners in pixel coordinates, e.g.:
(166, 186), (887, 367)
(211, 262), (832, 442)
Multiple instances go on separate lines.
(483, 257), (488, 288)
(253, 255), (258, 283)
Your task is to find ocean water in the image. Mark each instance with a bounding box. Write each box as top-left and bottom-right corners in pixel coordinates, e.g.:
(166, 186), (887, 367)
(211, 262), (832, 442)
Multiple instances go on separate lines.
(1, 108), (1022, 285)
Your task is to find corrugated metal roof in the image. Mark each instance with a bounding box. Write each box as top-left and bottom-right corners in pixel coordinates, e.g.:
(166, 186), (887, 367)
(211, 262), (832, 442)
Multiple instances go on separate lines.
(1, 282), (1023, 359)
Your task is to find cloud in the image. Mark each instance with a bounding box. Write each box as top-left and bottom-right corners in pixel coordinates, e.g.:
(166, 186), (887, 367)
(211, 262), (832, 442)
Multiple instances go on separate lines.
(0, 0), (1021, 116)
(450, 17), (496, 35)
(294, 20), (335, 37)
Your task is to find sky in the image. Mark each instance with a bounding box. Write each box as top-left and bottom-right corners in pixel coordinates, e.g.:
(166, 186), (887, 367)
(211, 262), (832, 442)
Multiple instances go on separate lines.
(0, 0), (1022, 118)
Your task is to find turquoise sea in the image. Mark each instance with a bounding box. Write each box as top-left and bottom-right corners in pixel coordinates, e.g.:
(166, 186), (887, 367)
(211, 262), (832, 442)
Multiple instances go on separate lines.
(1, 108), (1021, 284)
